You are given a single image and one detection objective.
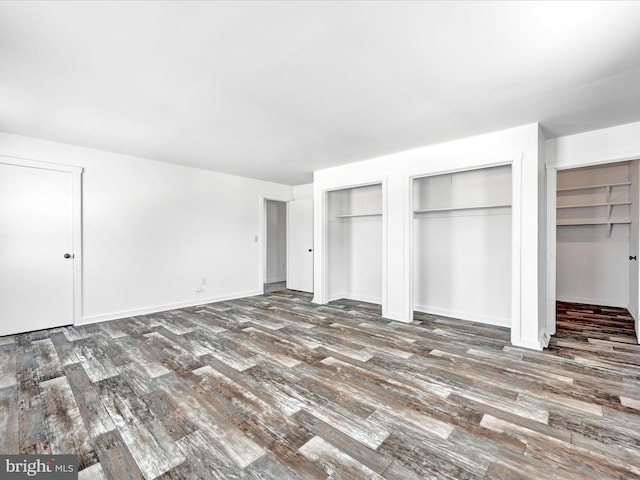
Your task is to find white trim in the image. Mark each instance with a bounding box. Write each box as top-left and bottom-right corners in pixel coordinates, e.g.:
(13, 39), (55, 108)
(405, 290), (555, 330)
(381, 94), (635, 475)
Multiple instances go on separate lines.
(311, 187), (327, 304)
(539, 326), (551, 349)
(404, 156), (519, 180)
(414, 305), (510, 328)
(0, 155), (84, 327)
(82, 289), (263, 325)
(0, 155), (82, 174)
(380, 176), (389, 319)
(259, 194), (292, 294)
(510, 154), (523, 346)
(402, 170), (413, 323)
(514, 337), (545, 351)
(327, 292), (348, 302)
(546, 167), (557, 336)
(381, 310), (406, 322)
(552, 152), (640, 171)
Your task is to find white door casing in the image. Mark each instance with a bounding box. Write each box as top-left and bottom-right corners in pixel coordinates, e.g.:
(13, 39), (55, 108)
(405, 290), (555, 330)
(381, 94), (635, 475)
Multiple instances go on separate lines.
(0, 157), (82, 335)
(629, 161), (640, 341)
(548, 158), (640, 344)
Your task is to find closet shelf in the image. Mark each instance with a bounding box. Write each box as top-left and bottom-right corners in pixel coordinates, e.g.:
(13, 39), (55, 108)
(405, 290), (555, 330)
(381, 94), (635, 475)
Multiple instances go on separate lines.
(334, 213), (382, 218)
(557, 220), (631, 226)
(556, 201), (631, 209)
(557, 182), (631, 192)
(414, 203), (511, 214)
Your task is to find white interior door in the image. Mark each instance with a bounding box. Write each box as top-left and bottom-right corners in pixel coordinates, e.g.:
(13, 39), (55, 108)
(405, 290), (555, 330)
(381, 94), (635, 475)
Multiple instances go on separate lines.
(287, 197), (313, 292)
(629, 160), (640, 342)
(0, 163), (75, 336)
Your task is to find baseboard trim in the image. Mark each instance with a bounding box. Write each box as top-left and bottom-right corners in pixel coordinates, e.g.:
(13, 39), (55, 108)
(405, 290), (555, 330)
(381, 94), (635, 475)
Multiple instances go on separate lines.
(343, 294), (382, 305)
(265, 277), (286, 284)
(557, 295), (627, 309)
(327, 293), (382, 305)
(327, 292), (347, 303)
(81, 289), (263, 325)
(511, 337), (544, 351)
(382, 310), (411, 323)
(414, 304), (510, 328)
(539, 326), (551, 348)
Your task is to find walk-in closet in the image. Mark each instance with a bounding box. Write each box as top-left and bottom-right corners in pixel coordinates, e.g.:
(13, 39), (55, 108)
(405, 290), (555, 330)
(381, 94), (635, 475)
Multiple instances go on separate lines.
(412, 165), (512, 326)
(556, 161), (633, 308)
(326, 183), (382, 303)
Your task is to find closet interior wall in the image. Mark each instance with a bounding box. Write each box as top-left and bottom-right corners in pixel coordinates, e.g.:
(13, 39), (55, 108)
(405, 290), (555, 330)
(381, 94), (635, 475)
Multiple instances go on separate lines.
(556, 162), (631, 308)
(413, 165), (512, 327)
(327, 184), (382, 303)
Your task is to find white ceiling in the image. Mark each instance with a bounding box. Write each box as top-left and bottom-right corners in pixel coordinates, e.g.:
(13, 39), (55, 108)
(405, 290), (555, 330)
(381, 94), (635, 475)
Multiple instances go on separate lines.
(1, 1), (640, 185)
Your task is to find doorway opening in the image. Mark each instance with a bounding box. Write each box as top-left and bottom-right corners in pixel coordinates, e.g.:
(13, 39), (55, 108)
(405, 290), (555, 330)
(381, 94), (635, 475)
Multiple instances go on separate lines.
(264, 199), (287, 294)
(554, 160), (639, 344)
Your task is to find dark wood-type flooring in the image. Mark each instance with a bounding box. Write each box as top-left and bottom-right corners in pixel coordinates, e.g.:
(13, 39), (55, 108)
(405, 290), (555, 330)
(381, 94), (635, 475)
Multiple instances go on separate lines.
(1, 293), (639, 479)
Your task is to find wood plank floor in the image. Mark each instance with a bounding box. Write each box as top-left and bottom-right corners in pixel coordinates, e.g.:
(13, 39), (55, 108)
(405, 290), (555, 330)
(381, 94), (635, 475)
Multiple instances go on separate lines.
(1, 293), (639, 479)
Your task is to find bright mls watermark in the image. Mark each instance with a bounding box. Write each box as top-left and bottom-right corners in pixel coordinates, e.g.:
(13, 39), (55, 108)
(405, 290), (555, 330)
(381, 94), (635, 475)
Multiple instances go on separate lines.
(0, 455), (77, 479)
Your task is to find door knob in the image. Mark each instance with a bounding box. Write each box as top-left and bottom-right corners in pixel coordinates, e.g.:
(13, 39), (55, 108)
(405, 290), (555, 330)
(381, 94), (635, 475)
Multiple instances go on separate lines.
(630, 256), (637, 261)
(308, 249), (313, 252)
(64, 253), (74, 259)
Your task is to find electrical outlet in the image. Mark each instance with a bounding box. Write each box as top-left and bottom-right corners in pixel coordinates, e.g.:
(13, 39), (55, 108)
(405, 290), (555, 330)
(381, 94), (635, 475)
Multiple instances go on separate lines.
(201, 277), (207, 285)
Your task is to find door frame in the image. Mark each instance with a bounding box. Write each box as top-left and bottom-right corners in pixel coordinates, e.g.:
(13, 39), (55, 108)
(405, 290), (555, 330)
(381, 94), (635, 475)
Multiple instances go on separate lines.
(259, 194), (292, 293)
(313, 178), (388, 312)
(0, 155), (83, 326)
(405, 156), (521, 340)
(546, 154), (640, 338)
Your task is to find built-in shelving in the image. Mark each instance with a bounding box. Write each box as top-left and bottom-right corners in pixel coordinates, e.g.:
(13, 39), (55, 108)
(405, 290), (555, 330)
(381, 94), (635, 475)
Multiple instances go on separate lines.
(556, 201), (630, 209)
(557, 182), (630, 192)
(557, 220), (631, 226)
(556, 181), (631, 237)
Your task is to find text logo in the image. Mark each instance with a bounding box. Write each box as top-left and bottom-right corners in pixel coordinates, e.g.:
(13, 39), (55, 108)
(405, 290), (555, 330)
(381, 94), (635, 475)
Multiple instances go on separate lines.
(0, 455), (77, 479)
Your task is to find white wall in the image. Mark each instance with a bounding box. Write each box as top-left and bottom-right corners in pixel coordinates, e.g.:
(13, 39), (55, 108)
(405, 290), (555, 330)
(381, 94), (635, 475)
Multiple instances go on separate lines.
(556, 163), (630, 308)
(265, 200), (286, 283)
(413, 166), (512, 327)
(314, 123), (546, 350)
(0, 131), (292, 323)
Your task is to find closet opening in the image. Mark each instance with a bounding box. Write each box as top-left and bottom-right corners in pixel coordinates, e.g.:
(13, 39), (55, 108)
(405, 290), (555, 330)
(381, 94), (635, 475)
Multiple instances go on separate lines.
(326, 183), (383, 305)
(412, 164), (512, 328)
(264, 199), (287, 294)
(554, 160), (639, 343)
